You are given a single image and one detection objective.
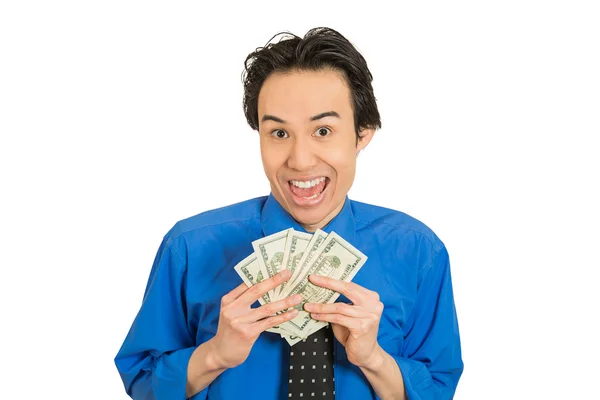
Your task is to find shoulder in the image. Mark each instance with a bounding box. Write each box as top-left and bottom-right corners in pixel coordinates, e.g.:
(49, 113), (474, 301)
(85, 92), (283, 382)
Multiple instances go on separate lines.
(351, 199), (445, 254)
(163, 196), (267, 244)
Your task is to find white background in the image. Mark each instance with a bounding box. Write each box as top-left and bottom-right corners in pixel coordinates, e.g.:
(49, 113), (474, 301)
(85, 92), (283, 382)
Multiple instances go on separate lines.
(1, 1), (598, 399)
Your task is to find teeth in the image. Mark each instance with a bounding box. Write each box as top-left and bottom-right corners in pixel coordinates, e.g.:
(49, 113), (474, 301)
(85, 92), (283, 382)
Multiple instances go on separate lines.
(290, 177), (326, 188)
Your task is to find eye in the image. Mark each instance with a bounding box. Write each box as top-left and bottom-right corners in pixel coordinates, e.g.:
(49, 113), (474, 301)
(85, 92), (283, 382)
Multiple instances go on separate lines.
(270, 129), (289, 139)
(314, 127), (332, 138)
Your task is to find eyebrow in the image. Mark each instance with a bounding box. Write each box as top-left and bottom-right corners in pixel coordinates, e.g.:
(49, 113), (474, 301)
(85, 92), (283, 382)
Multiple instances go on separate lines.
(261, 111), (341, 124)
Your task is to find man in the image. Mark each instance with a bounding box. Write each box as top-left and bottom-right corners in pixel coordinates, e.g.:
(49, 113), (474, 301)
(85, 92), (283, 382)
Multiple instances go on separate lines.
(115, 27), (463, 399)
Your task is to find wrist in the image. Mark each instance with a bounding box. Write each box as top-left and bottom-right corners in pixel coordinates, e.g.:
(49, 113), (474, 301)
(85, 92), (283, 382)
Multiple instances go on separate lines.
(204, 338), (227, 371)
(361, 344), (386, 373)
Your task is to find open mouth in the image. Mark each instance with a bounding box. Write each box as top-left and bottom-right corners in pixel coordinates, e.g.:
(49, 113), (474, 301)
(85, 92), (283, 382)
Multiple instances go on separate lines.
(287, 177), (330, 202)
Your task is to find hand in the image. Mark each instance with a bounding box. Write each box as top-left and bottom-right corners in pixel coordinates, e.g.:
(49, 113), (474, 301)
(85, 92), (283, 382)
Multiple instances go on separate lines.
(208, 269), (302, 369)
(304, 275), (384, 369)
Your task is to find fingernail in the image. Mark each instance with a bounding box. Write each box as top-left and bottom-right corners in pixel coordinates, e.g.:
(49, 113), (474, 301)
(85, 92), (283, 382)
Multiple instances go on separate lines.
(281, 270), (290, 278)
(304, 303), (314, 311)
(293, 294), (302, 303)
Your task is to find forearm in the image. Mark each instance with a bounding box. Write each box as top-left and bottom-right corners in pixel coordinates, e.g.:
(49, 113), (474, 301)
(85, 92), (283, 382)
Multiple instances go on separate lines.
(359, 345), (407, 400)
(186, 339), (227, 398)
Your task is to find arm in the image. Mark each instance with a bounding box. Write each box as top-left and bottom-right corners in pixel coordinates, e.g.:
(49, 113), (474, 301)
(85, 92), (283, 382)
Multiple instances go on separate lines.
(115, 236), (302, 399)
(358, 345), (407, 399)
(306, 244), (463, 400)
(184, 339), (226, 398)
(185, 273), (301, 398)
(388, 245), (464, 400)
(305, 275), (407, 399)
(114, 238), (201, 399)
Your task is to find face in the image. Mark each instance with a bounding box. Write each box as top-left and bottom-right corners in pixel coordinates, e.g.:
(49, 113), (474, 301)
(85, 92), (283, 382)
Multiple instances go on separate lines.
(257, 69), (374, 232)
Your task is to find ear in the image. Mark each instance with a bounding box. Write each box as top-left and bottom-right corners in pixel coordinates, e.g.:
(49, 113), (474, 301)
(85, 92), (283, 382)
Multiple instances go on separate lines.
(356, 128), (375, 154)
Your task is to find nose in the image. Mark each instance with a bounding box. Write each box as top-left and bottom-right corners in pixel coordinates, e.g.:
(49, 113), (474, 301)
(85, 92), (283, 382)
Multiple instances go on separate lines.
(286, 135), (318, 172)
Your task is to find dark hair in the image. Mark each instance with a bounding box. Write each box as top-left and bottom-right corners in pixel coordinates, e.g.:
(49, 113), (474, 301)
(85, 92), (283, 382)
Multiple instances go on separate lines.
(242, 27), (382, 141)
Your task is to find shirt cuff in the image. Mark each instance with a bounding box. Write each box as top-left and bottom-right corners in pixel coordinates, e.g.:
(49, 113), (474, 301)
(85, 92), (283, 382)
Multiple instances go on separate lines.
(374, 355), (432, 400)
(152, 346), (207, 400)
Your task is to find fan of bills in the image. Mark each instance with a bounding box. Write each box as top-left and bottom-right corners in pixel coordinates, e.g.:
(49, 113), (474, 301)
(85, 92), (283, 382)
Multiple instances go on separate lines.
(234, 228), (368, 346)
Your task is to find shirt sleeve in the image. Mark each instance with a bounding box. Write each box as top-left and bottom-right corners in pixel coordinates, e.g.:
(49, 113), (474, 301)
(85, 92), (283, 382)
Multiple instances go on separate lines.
(114, 237), (207, 400)
(385, 245), (464, 400)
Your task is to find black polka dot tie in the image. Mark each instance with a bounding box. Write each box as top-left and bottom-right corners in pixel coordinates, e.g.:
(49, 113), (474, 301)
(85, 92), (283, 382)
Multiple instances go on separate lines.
(287, 325), (335, 399)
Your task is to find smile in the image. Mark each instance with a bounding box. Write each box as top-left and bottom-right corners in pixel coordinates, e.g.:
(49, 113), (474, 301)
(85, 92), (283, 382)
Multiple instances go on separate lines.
(287, 177), (330, 205)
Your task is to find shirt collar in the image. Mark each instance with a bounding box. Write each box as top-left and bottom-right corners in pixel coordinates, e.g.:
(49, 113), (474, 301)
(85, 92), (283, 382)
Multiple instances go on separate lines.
(261, 192), (356, 242)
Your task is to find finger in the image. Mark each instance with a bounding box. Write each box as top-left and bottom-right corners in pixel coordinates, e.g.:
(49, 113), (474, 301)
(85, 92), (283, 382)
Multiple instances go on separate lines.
(309, 313), (362, 331)
(222, 283), (250, 306)
(311, 275), (378, 299)
(308, 275), (369, 305)
(244, 294), (303, 322)
(255, 308), (299, 334)
(303, 302), (368, 318)
(238, 269), (292, 305)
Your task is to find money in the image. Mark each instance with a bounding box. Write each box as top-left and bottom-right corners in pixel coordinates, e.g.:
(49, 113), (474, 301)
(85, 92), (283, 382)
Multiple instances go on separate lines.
(282, 229), (328, 297)
(252, 228), (292, 300)
(279, 232), (368, 338)
(275, 230), (312, 299)
(234, 252), (302, 341)
(233, 228), (368, 345)
(233, 253), (269, 305)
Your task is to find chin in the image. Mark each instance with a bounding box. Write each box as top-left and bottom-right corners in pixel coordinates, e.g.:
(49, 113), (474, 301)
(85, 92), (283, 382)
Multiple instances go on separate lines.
(289, 197), (344, 232)
(292, 209), (329, 228)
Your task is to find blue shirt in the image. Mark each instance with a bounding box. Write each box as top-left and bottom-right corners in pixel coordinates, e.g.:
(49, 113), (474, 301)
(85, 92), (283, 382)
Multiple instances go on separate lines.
(115, 194), (463, 399)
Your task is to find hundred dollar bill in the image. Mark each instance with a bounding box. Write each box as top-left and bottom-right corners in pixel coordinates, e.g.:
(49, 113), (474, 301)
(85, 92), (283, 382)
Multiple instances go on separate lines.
(275, 230), (313, 300)
(252, 229), (291, 300)
(279, 231), (368, 338)
(233, 253), (300, 339)
(282, 228), (328, 298)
